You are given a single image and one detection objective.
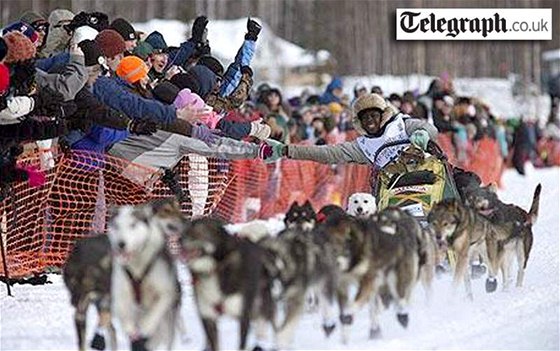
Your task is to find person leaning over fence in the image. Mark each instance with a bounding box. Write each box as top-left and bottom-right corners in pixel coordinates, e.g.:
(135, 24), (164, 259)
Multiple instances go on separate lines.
(265, 93), (438, 172)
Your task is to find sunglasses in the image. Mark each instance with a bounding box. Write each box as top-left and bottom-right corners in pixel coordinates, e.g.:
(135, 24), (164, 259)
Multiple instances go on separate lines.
(33, 22), (49, 32)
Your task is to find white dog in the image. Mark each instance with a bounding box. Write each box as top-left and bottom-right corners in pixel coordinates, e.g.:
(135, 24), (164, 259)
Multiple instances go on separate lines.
(346, 192), (377, 218)
(109, 201), (185, 351)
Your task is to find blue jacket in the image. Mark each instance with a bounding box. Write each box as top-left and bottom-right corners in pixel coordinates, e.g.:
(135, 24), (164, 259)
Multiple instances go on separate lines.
(36, 52), (70, 72)
(167, 40), (196, 69)
(219, 39), (255, 97)
(93, 76), (176, 125)
(320, 77), (343, 104)
(72, 125), (130, 153)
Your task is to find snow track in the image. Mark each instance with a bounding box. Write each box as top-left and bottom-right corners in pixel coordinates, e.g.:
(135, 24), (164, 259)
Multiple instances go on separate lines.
(1, 168), (558, 350)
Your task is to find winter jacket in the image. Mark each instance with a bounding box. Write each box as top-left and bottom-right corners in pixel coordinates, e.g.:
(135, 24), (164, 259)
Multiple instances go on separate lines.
(167, 40), (196, 69)
(36, 52), (70, 72)
(287, 114), (438, 167)
(219, 39), (255, 97)
(67, 86), (132, 133)
(109, 130), (259, 169)
(93, 75), (177, 125)
(35, 53), (87, 101)
(319, 77), (343, 105)
(71, 124), (129, 153)
(207, 68), (253, 114)
(189, 65), (217, 99)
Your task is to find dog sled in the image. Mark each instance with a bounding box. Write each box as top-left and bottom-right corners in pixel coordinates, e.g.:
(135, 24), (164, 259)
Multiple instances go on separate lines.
(374, 141), (460, 224)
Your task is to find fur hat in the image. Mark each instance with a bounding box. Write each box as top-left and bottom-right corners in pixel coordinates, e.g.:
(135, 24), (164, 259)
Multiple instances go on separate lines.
(3, 31), (37, 63)
(71, 25), (98, 45)
(78, 39), (105, 67)
(0, 38), (7, 62)
(0, 63), (10, 94)
(197, 55), (224, 77)
(110, 18), (136, 41)
(95, 29), (126, 58)
(352, 93), (398, 135)
(116, 55), (148, 83)
(48, 9), (74, 27)
(2, 21), (40, 45)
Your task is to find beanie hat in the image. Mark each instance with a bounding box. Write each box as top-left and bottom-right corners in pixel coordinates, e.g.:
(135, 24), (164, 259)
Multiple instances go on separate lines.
(0, 63), (10, 94)
(0, 38), (7, 62)
(132, 41), (154, 61)
(197, 55), (224, 77)
(3, 31), (37, 63)
(328, 102), (343, 115)
(173, 88), (205, 110)
(20, 11), (47, 27)
(78, 40), (105, 67)
(48, 9), (74, 27)
(2, 21), (40, 45)
(110, 18), (136, 41)
(144, 31), (167, 52)
(95, 29), (126, 58)
(71, 25), (98, 45)
(152, 81), (180, 104)
(116, 56), (148, 83)
(352, 93), (398, 135)
(170, 72), (201, 95)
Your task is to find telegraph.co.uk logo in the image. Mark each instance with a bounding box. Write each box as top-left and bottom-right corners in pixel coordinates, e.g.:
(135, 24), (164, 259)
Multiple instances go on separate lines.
(396, 8), (552, 40)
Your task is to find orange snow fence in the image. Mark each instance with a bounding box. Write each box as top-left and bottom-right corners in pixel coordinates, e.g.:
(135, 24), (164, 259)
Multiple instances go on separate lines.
(1, 132), (507, 279)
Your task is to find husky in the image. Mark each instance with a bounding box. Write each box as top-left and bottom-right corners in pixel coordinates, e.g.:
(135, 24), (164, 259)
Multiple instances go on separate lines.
(109, 199), (185, 351)
(346, 192), (377, 218)
(428, 198), (517, 298)
(63, 198), (184, 351)
(178, 217), (276, 351)
(63, 234), (116, 351)
(464, 183), (541, 288)
(283, 200), (317, 231)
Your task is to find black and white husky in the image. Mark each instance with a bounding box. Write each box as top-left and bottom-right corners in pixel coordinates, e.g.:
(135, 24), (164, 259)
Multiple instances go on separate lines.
(109, 200), (185, 351)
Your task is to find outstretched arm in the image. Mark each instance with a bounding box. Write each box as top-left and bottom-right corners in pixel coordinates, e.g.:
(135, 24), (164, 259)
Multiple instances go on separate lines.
(284, 141), (371, 165)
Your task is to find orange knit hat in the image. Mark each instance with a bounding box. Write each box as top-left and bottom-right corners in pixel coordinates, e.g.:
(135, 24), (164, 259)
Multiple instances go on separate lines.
(116, 56), (148, 83)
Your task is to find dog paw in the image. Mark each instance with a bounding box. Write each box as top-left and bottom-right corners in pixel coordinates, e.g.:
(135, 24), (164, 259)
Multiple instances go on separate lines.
(485, 277), (498, 293)
(340, 314), (353, 325)
(369, 326), (382, 339)
(252, 345), (264, 351)
(471, 263), (487, 279)
(396, 313), (409, 328)
(322, 322), (336, 337)
(130, 337), (149, 351)
(90, 333), (106, 350)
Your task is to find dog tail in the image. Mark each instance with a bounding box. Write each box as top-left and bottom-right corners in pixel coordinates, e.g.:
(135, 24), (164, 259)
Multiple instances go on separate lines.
(527, 183), (541, 225)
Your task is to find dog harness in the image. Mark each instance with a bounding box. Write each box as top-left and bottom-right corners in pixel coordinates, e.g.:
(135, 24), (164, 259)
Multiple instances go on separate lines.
(123, 249), (164, 304)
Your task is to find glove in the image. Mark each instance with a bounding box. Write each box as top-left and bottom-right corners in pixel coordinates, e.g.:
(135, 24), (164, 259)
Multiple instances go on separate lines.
(263, 139), (286, 163)
(258, 142), (273, 159)
(31, 87), (65, 116)
(409, 129), (430, 151)
(192, 124), (220, 145)
(194, 42), (211, 57)
(241, 65), (253, 77)
(245, 18), (261, 41)
(127, 119), (158, 135)
(191, 16), (209, 43)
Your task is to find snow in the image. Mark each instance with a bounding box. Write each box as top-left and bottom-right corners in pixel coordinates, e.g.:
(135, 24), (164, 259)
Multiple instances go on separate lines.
(1, 167), (558, 350)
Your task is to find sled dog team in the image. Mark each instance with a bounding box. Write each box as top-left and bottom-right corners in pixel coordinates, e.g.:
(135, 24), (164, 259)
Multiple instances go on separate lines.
(63, 181), (541, 351)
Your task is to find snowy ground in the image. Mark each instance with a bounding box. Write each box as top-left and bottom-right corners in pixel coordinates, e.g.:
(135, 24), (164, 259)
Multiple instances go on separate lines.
(1, 167), (558, 351)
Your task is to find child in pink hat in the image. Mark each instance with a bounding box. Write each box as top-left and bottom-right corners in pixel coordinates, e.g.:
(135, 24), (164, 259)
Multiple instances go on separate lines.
(173, 88), (220, 129)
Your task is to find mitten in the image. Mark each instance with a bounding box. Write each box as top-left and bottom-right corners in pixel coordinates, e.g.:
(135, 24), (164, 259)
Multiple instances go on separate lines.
(409, 129), (430, 151)
(191, 16), (209, 43)
(245, 18), (262, 41)
(192, 124), (220, 145)
(263, 138), (285, 163)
